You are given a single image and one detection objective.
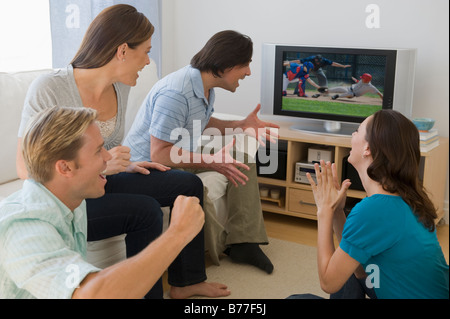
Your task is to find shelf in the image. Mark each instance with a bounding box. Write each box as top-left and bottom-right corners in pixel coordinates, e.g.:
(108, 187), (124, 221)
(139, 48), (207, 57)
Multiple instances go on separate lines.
(347, 189), (367, 199)
(287, 182), (312, 190)
(261, 201), (286, 214)
(257, 176), (287, 187)
(260, 195), (284, 208)
(256, 120), (448, 223)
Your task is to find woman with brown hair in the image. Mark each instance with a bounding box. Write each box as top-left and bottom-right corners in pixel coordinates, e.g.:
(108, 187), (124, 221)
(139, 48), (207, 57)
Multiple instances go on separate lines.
(305, 109), (448, 299)
(16, 4), (229, 299)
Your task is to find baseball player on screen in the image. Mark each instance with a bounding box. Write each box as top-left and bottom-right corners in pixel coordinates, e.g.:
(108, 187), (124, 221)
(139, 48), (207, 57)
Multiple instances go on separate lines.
(301, 54), (352, 88)
(327, 73), (383, 100)
(282, 61), (321, 97)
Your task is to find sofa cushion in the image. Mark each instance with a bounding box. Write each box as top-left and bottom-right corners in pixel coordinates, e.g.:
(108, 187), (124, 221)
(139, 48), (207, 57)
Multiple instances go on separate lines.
(197, 171), (228, 201)
(86, 234), (127, 269)
(0, 69), (53, 185)
(0, 179), (24, 201)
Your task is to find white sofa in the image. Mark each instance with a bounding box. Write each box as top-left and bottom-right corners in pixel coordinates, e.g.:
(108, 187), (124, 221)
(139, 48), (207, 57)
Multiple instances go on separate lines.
(0, 61), (257, 268)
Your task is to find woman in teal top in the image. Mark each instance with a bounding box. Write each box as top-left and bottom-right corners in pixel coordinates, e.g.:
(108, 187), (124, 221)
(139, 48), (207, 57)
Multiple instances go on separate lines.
(307, 109), (448, 299)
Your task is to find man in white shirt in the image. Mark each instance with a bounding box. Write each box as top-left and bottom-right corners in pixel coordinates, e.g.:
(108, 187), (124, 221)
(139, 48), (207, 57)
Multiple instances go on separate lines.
(0, 106), (212, 298)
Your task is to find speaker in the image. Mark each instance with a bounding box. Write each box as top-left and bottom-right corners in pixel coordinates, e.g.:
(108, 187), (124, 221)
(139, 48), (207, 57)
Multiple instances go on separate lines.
(342, 155), (364, 191)
(256, 140), (287, 180)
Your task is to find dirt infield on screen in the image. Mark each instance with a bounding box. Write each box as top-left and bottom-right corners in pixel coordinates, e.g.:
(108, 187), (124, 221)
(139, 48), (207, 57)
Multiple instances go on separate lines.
(282, 89), (382, 118)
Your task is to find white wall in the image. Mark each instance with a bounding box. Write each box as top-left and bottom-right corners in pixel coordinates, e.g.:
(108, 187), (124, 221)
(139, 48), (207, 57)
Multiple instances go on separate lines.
(162, 0), (449, 222)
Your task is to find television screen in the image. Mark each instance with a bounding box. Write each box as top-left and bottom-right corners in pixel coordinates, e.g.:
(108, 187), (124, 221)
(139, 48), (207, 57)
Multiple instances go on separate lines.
(261, 44), (415, 135)
(273, 46), (397, 125)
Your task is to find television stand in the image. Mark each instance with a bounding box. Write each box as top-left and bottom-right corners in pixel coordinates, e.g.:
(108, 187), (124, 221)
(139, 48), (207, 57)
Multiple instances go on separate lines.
(290, 120), (358, 137)
(257, 119), (449, 224)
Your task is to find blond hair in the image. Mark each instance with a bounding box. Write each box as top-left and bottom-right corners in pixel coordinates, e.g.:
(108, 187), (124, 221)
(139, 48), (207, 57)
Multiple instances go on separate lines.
(22, 106), (98, 184)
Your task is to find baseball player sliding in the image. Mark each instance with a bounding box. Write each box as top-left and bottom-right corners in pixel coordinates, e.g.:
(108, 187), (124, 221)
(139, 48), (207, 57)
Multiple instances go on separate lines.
(323, 73), (383, 100)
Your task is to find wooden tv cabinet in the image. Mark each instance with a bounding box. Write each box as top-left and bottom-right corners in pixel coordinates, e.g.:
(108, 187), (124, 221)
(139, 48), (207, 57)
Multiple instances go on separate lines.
(257, 120), (449, 223)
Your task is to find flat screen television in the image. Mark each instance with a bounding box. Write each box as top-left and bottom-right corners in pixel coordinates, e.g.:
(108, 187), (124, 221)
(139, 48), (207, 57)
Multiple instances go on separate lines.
(260, 44), (416, 136)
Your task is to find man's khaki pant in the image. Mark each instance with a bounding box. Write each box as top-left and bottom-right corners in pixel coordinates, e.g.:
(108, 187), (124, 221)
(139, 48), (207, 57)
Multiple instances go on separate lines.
(182, 151), (268, 265)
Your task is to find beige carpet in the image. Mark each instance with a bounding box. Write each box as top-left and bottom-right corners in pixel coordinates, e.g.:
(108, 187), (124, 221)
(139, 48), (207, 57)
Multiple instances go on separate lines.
(195, 238), (328, 299)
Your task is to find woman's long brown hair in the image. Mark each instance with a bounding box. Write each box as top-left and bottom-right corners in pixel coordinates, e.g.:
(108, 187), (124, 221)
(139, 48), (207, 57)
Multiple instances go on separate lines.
(71, 4), (154, 69)
(365, 109), (437, 231)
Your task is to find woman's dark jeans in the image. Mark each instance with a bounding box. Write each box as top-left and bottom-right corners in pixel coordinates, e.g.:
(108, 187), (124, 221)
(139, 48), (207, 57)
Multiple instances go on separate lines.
(287, 274), (377, 299)
(86, 169), (206, 299)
